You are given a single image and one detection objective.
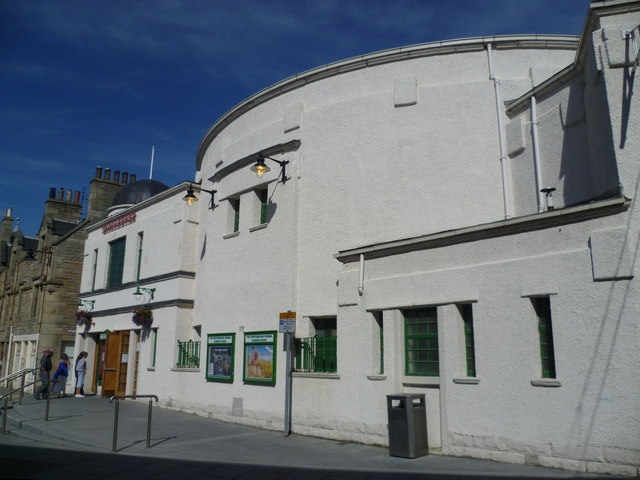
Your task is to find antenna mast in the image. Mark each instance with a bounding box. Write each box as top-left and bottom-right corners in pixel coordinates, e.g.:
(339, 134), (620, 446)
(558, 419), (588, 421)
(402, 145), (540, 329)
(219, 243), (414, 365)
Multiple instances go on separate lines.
(149, 146), (155, 179)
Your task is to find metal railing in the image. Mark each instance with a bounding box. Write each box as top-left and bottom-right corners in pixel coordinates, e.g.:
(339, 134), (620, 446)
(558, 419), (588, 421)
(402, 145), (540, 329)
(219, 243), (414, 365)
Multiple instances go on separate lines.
(109, 394), (159, 452)
(176, 340), (200, 368)
(0, 377), (62, 434)
(1, 368), (38, 403)
(294, 337), (337, 373)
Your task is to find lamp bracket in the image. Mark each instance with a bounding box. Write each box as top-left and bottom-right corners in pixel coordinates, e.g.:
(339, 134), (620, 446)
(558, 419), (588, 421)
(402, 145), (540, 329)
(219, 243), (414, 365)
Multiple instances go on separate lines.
(260, 154), (290, 183)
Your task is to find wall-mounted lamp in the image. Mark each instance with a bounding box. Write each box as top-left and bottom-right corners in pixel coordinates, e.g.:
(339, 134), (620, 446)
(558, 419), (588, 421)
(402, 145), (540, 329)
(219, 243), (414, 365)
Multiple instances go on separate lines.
(77, 299), (95, 311)
(541, 187), (556, 211)
(250, 154), (289, 183)
(25, 248), (52, 261)
(183, 184), (217, 209)
(133, 287), (156, 303)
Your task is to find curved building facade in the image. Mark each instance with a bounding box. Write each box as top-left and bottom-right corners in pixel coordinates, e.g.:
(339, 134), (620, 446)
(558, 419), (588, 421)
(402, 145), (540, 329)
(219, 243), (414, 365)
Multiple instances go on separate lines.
(77, 2), (639, 476)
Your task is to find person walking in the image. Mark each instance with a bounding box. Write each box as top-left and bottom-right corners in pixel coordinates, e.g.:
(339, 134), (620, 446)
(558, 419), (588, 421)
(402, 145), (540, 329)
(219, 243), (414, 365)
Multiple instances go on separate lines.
(33, 349), (53, 400)
(51, 353), (70, 397)
(74, 351), (87, 397)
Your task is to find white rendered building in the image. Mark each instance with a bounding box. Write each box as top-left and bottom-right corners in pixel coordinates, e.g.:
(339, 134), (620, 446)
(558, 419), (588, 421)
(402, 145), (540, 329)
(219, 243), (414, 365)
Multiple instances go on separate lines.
(77, 1), (640, 475)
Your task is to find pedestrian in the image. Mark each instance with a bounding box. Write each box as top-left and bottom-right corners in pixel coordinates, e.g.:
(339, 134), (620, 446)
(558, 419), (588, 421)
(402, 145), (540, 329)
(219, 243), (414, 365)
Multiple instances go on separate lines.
(74, 351), (88, 397)
(51, 353), (70, 397)
(33, 348), (54, 400)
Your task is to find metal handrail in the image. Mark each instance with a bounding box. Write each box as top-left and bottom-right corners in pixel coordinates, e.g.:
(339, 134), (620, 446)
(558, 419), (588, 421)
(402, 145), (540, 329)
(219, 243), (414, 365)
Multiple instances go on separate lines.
(0, 367), (37, 385)
(0, 378), (61, 434)
(109, 394), (159, 452)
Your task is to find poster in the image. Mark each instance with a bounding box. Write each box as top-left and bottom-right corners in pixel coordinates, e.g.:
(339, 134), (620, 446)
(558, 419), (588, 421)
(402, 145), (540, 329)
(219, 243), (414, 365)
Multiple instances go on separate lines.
(243, 331), (277, 385)
(206, 333), (235, 382)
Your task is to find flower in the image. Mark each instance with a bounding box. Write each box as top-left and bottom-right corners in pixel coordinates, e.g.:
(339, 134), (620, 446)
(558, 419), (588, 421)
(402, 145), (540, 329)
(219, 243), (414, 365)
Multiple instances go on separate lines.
(75, 310), (92, 326)
(132, 306), (153, 327)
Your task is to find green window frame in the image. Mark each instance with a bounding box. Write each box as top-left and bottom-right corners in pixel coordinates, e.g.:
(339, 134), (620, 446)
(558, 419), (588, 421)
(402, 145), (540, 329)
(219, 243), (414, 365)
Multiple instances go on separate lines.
(259, 189), (268, 224)
(231, 198), (240, 232)
(91, 249), (98, 292)
(461, 304), (476, 377)
(534, 297), (556, 378)
(107, 237), (126, 289)
(404, 308), (438, 376)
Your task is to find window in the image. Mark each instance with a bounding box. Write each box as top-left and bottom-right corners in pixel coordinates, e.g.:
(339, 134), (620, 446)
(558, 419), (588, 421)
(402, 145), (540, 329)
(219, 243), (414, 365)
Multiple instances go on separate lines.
(107, 237), (126, 289)
(176, 340), (200, 368)
(136, 232), (143, 282)
(230, 198), (240, 233)
(150, 328), (158, 368)
(372, 311), (384, 374)
(404, 308), (438, 376)
(533, 297), (556, 378)
(295, 317), (337, 373)
(460, 304), (476, 377)
(91, 249), (98, 292)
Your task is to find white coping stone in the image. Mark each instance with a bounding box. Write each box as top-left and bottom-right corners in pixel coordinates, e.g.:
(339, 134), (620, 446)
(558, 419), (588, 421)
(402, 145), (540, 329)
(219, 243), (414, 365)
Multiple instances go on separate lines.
(393, 76), (417, 107)
(538, 456), (587, 472)
(448, 445), (525, 465)
(586, 461), (638, 477)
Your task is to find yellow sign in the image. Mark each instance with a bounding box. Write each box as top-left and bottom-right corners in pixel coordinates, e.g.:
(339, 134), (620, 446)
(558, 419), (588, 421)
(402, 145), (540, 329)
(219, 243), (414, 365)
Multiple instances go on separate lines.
(279, 311), (296, 319)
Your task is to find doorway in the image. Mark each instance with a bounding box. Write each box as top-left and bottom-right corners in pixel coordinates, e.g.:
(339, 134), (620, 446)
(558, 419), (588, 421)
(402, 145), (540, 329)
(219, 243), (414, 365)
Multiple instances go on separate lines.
(101, 331), (131, 397)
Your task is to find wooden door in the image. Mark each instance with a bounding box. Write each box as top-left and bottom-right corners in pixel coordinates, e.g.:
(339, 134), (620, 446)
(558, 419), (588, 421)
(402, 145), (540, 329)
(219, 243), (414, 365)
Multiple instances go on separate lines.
(102, 332), (120, 396)
(116, 332), (130, 396)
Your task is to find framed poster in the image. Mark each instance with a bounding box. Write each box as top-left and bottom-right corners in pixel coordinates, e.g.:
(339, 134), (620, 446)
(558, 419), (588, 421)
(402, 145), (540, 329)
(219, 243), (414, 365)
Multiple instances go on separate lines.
(206, 333), (235, 383)
(243, 331), (277, 385)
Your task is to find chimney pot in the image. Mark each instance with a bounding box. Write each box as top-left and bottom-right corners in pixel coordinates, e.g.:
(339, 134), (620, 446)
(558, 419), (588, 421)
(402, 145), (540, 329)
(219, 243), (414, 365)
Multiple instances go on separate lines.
(114, 170), (120, 183)
(74, 191), (81, 203)
(130, 174), (137, 183)
(96, 166), (103, 179)
(104, 168), (111, 181)
(49, 188), (56, 199)
(58, 188), (64, 200)
(122, 172), (129, 184)
(65, 190), (72, 202)
(5, 208), (12, 218)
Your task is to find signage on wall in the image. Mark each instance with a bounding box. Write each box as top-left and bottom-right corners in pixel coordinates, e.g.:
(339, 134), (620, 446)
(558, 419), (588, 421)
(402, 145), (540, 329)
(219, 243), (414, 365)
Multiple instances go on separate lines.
(102, 212), (136, 234)
(279, 311), (296, 333)
(206, 333), (236, 383)
(243, 331), (277, 385)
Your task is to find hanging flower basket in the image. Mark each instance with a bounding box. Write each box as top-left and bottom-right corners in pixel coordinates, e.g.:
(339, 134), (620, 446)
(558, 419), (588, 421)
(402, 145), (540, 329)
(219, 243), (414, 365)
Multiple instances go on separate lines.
(132, 307), (153, 328)
(75, 310), (92, 328)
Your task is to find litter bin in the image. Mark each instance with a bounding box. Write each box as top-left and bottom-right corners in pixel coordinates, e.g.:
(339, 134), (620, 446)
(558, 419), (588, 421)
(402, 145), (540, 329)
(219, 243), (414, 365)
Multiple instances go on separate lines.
(386, 393), (428, 458)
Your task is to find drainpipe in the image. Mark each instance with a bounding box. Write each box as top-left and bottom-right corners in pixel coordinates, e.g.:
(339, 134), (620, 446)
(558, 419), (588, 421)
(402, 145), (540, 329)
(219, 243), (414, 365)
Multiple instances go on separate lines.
(358, 254), (365, 296)
(487, 43), (512, 219)
(530, 96), (545, 212)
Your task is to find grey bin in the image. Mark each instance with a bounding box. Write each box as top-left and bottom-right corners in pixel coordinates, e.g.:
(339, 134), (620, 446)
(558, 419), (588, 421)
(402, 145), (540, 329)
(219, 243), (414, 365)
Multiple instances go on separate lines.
(386, 393), (428, 458)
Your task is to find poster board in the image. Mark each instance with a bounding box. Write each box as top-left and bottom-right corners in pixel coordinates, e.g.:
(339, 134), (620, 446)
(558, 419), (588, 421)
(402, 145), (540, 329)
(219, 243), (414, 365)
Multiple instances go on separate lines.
(206, 333), (235, 383)
(243, 331), (277, 385)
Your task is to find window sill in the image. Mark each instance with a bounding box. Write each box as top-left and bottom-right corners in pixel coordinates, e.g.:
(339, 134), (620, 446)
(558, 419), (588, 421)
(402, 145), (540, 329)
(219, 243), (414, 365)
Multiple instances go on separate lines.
(223, 232), (240, 239)
(147, 367), (156, 371)
(531, 378), (561, 387)
(453, 377), (480, 384)
(171, 367), (201, 372)
(402, 376), (440, 387)
(292, 372), (340, 379)
(367, 374), (387, 381)
(249, 223), (268, 232)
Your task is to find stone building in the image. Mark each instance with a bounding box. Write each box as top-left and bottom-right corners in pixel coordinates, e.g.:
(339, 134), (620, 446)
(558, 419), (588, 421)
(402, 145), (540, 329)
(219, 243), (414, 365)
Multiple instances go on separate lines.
(0, 167), (134, 385)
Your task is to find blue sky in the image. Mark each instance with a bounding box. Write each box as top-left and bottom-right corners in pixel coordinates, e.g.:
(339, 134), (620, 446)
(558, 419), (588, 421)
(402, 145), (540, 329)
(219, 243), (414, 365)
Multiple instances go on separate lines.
(1, 0), (590, 236)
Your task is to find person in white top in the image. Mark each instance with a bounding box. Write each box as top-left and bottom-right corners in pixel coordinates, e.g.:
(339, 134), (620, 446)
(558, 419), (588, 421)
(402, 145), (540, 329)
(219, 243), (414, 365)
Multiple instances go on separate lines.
(74, 351), (88, 398)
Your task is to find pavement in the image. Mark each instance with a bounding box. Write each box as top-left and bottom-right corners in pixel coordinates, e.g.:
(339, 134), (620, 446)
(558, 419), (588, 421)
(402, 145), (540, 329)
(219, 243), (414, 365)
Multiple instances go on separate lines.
(0, 392), (624, 479)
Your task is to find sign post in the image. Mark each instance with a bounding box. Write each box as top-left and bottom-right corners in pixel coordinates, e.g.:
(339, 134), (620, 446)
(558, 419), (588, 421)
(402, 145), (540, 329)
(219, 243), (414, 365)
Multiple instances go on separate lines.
(279, 311), (296, 436)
